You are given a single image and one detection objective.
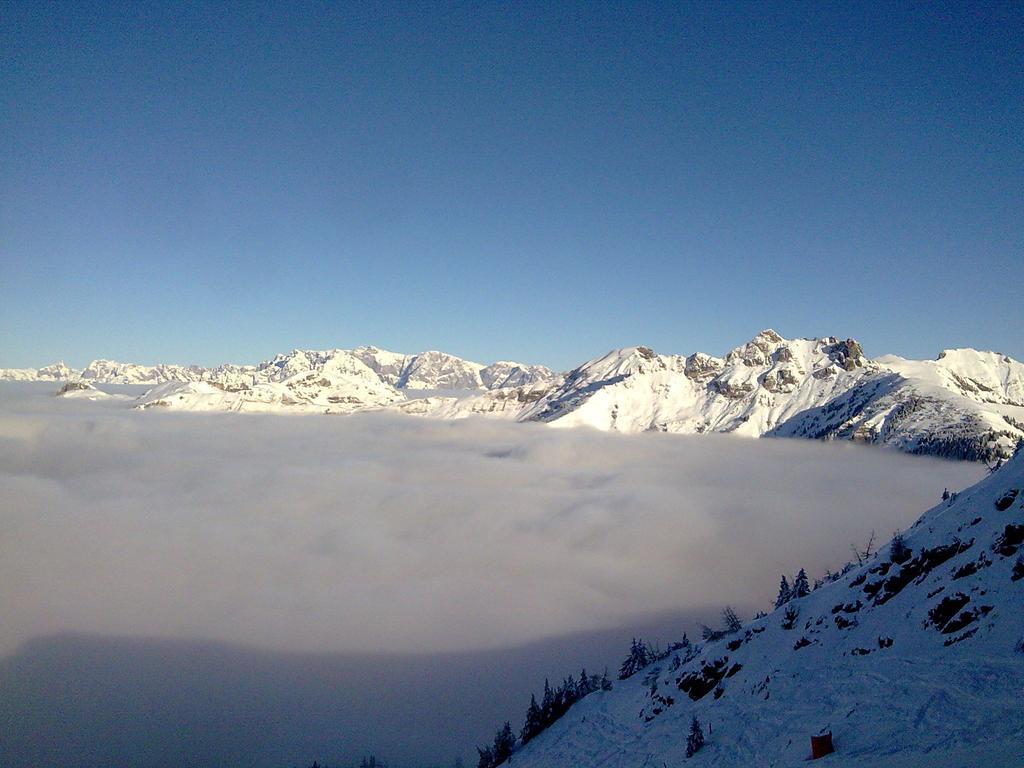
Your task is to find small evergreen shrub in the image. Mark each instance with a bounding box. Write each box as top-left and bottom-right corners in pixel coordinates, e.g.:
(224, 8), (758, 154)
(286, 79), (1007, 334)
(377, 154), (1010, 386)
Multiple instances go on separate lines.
(685, 716), (705, 758)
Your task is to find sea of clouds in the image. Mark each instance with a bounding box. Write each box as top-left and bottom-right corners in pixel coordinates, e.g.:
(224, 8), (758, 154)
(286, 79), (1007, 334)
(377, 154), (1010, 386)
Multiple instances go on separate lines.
(0, 382), (984, 658)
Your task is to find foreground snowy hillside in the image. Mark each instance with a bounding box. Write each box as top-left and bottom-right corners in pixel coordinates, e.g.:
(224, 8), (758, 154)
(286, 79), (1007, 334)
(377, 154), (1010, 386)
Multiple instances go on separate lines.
(504, 451), (1024, 767)
(6, 330), (1023, 459)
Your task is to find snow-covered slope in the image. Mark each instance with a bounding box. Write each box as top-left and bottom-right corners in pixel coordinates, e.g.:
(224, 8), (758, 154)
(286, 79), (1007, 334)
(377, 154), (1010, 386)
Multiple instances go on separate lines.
(352, 347), (555, 391)
(54, 381), (127, 401)
(506, 331), (1023, 461)
(80, 359), (214, 385)
(136, 351), (403, 413)
(480, 361), (556, 390)
(769, 345), (1024, 462)
(350, 346), (413, 387)
(392, 380), (557, 419)
(396, 350), (487, 390)
(509, 452), (1024, 767)
(518, 332), (873, 436)
(879, 349), (1024, 407)
(0, 362), (77, 381)
(0, 367), (41, 382)
(768, 374), (1021, 462)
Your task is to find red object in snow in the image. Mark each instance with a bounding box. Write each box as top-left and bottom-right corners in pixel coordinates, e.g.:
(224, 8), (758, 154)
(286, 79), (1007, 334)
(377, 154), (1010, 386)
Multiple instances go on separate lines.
(810, 732), (834, 759)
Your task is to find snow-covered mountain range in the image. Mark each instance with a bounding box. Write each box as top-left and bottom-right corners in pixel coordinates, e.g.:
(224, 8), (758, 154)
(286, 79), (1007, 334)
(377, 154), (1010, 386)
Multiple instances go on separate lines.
(498, 450), (1024, 767)
(0, 348), (554, 391)
(4, 330), (1023, 460)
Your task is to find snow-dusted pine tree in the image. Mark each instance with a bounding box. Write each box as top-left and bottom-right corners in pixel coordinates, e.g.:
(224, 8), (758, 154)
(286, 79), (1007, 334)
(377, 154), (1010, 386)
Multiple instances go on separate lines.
(792, 568), (811, 599)
(520, 694), (543, 744)
(618, 637), (651, 679)
(576, 668), (592, 697)
(890, 530), (912, 564)
(722, 605), (743, 633)
(540, 678), (555, 722)
(492, 722), (515, 764)
(685, 716), (705, 757)
(774, 574), (791, 608)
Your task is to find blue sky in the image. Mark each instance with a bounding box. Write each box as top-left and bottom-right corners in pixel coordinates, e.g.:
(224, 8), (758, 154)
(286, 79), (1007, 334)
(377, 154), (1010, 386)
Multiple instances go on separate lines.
(2, 1), (1021, 370)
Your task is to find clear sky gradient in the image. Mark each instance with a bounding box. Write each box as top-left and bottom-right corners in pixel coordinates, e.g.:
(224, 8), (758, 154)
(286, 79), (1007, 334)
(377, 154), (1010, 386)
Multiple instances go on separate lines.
(2, 1), (1021, 370)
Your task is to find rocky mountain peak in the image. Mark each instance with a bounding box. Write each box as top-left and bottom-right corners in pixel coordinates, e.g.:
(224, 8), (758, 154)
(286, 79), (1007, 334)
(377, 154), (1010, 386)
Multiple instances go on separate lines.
(397, 350), (484, 390)
(37, 361), (76, 379)
(726, 330), (792, 367)
(821, 337), (866, 371)
(684, 352), (724, 380)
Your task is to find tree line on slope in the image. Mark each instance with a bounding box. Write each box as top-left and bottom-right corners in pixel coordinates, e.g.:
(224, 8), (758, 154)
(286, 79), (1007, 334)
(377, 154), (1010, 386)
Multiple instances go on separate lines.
(476, 669), (613, 768)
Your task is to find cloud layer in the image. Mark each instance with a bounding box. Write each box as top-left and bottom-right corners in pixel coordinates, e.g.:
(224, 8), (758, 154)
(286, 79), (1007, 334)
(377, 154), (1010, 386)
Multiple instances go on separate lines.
(0, 383), (984, 656)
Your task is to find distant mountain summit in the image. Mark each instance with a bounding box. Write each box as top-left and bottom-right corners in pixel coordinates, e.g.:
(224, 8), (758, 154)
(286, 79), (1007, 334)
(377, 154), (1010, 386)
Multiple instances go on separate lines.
(4, 331), (1023, 460)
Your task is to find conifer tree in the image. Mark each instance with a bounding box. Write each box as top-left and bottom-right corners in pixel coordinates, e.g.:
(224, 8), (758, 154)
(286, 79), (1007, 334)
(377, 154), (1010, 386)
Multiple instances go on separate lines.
(618, 637), (651, 679)
(476, 745), (494, 768)
(889, 530), (912, 564)
(685, 715), (705, 757)
(492, 722), (515, 765)
(540, 678), (555, 723)
(553, 677), (573, 717)
(577, 668), (592, 697)
(722, 605), (742, 633)
(563, 675), (578, 708)
(791, 568), (811, 599)
(520, 694), (543, 744)
(774, 574), (791, 608)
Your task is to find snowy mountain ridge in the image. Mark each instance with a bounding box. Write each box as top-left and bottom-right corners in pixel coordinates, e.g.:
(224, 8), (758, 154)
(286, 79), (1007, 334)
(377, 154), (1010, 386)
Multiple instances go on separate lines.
(403, 331), (1024, 461)
(5, 330), (1023, 459)
(502, 451), (1024, 767)
(0, 346), (554, 392)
